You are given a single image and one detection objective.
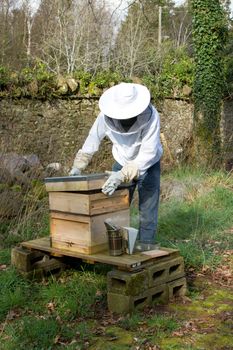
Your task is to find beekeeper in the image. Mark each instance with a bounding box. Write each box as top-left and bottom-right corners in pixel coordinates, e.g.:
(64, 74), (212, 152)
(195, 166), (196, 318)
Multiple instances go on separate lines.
(69, 82), (163, 244)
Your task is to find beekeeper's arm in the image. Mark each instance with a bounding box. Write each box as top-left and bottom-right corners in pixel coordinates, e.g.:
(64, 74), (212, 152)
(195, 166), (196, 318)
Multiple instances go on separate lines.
(69, 114), (106, 175)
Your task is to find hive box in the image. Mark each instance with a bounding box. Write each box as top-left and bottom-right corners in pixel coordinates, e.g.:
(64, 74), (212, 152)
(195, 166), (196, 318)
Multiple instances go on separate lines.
(45, 175), (130, 254)
(50, 209), (130, 254)
(48, 189), (129, 216)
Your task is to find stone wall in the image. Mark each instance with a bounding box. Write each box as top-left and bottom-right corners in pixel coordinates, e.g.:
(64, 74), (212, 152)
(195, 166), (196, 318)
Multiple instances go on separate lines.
(0, 97), (232, 173)
(0, 98), (113, 173)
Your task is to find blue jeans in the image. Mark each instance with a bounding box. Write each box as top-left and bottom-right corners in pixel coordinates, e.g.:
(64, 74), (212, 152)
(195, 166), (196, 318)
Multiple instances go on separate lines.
(112, 161), (160, 244)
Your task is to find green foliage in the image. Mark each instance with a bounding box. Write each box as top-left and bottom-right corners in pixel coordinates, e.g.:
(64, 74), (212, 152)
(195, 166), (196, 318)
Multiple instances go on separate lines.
(73, 70), (92, 94)
(93, 71), (123, 88)
(18, 62), (55, 84)
(74, 70), (124, 94)
(0, 61), (56, 97)
(0, 65), (10, 88)
(142, 47), (194, 100)
(0, 49), (193, 99)
(191, 0), (228, 164)
(159, 48), (194, 95)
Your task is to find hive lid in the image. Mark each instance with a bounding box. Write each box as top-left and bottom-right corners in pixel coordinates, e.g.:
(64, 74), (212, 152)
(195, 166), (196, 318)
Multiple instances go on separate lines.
(44, 173), (108, 192)
(44, 173), (107, 183)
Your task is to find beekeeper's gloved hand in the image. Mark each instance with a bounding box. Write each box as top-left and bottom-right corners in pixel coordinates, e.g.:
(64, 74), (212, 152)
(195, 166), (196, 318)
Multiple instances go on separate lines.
(69, 167), (81, 176)
(121, 162), (139, 183)
(102, 171), (124, 196)
(69, 150), (92, 176)
(102, 162), (139, 196)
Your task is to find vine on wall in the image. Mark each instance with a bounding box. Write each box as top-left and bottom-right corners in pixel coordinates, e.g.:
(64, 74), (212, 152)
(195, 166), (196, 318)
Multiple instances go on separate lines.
(191, 0), (227, 167)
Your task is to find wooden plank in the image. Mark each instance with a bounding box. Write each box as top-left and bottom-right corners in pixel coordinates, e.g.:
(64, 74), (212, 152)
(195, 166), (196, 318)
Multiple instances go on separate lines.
(20, 237), (180, 271)
(141, 250), (170, 257)
(48, 189), (129, 216)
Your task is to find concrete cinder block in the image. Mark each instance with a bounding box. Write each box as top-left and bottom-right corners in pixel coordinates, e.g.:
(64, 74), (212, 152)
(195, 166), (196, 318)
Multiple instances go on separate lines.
(168, 277), (187, 299)
(21, 257), (66, 280)
(11, 247), (44, 272)
(11, 247), (66, 279)
(147, 257), (185, 287)
(167, 257), (185, 282)
(107, 289), (151, 314)
(107, 283), (170, 314)
(107, 269), (149, 296)
(149, 284), (169, 305)
(147, 261), (168, 287)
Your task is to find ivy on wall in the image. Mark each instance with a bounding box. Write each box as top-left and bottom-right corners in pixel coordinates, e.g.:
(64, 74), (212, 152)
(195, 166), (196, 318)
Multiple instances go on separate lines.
(191, 0), (227, 166)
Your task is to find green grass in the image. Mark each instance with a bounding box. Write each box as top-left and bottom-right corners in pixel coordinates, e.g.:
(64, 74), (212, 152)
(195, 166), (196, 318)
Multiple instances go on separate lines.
(2, 313), (95, 350)
(38, 270), (107, 320)
(0, 267), (106, 349)
(147, 314), (180, 333)
(0, 248), (11, 265)
(3, 316), (59, 350)
(118, 313), (144, 330)
(156, 169), (233, 269)
(2, 210), (50, 247)
(0, 268), (32, 322)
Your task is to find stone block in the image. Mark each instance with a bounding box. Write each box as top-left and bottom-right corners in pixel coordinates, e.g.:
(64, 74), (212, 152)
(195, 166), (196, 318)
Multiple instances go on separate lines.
(107, 269), (149, 296)
(168, 277), (187, 299)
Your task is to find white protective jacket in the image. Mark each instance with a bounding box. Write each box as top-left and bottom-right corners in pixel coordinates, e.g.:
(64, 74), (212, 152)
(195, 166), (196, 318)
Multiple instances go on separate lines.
(81, 104), (163, 175)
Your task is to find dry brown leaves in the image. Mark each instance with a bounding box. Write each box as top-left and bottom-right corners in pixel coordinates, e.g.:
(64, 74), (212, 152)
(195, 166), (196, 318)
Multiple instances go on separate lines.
(211, 250), (233, 288)
(172, 318), (215, 338)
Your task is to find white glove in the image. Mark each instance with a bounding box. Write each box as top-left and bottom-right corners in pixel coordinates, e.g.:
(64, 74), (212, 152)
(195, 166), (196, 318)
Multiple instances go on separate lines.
(69, 167), (81, 176)
(102, 171), (124, 196)
(69, 150), (92, 176)
(121, 162), (139, 182)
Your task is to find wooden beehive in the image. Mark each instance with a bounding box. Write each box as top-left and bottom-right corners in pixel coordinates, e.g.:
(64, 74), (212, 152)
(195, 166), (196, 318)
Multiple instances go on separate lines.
(45, 175), (130, 254)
